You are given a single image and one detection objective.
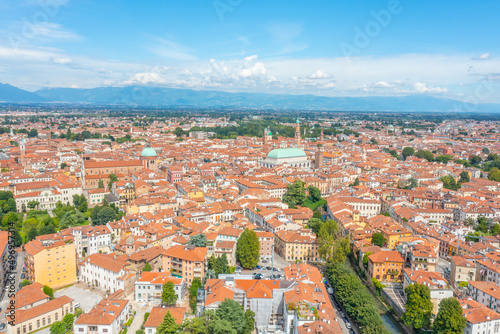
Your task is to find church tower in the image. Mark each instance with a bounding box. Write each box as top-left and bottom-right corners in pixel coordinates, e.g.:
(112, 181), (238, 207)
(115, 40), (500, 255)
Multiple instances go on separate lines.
(320, 128), (324, 142)
(315, 145), (324, 169)
(295, 117), (301, 147)
(264, 128), (272, 145)
(20, 139), (25, 166)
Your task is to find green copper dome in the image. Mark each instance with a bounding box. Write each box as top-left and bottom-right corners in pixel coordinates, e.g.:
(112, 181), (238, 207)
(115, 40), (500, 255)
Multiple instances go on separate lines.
(140, 146), (157, 157)
(296, 117), (300, 124)
(267, 148), (306, 159)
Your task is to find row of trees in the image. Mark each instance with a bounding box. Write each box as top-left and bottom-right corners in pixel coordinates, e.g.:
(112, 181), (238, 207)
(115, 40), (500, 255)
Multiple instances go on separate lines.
(402, 283), (466, 333)
(156, 299), (255, 334)
(326, 262), (389, 334)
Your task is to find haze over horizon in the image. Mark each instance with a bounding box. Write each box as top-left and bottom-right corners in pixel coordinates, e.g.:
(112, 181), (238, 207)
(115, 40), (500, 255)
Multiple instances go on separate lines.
(1, 0), (499, 104)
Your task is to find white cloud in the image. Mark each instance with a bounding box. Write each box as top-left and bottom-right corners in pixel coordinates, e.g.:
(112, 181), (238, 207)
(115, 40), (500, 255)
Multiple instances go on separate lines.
(479, 53), (491, 60)
(244, 54), (258, 61)
(413, 82), (448, 93)
(239, 62), (266, 78)
(373, 81), (393, 88)
(53, 57), (72, 64)
(122, 72), (166, 85)
(29, 22), (81, 40)
(308, 70), (329, 79)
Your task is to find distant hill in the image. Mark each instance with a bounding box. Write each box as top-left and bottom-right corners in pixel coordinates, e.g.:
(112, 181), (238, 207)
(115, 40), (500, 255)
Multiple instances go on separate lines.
(2, 83), (500, 112)
(0, 83), (46, 102)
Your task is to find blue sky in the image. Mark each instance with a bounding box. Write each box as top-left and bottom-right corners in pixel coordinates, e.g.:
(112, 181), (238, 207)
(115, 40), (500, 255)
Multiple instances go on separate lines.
(1, 0), (499, 102)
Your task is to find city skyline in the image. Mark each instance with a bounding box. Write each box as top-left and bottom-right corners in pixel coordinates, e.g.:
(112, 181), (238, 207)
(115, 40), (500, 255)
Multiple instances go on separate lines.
(0, 0), (499, 103)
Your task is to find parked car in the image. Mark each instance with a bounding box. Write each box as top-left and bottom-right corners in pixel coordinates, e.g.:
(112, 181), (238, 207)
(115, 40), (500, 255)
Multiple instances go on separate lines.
(0, 323), (5, 331)
(273, 267), (279, 272)
(255, 274), (263, 280)
(21, 273), (25, 279)
(276, 274), (281, 279)
(270, 274), (276, 279)
(345, 322), (352, 329)
(256, 265), (261, 269)
(266, 266), (272, 270)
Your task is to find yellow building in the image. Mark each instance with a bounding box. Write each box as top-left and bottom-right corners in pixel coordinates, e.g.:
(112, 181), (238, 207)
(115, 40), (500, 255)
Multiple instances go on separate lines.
(24, 239), (77, 289)
(275, 229), (322, 263)
(368, 250), (405, 282)
(379, 226), (412, 249)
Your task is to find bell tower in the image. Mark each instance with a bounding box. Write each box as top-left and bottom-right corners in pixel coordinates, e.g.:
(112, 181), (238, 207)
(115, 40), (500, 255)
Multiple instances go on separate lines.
(295, 117), (300, 147)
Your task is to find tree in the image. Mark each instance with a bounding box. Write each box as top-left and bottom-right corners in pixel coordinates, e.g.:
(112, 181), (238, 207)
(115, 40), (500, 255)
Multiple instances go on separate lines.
(95, 206), (116, 225)
(50, 321), (65, 334)
(405, 178), (418, 190)
(215, 299), (252, 334)
(174, 127), (184, 137)
(181, 317), (207, 334)
(307, 218), (323, 235)
(440, 175), (460, 191)
(43, 285), (54, 300)
(236, 229), (260, 269)
(482, 147), (491, 154)
(401, 283), (433, 330)
(27, 200), (40, 210)
(28, 128), (38, 138)
(402, 147), (415, 160)
(161, 282), (178, 306)
(108, 173), (118, 190)
(458, 171), (470, 184)
(98, 179), (105, 189)
(469, 155), (483, 166)
(189, 278), (202, 312)
(491, 223), (500, 236)
(62, 313), (76, 333)
(27, 226), (38, 241)
(371, 233), (386, 247)
(476, 216), (489, 233)
(363, 252), (372, 267)
(60, 163), (68, 169)
(156, 311), (179, 334)
(20, 279), (31, 287)
(351, 177), (360, 187)
(282, 181), (307, 208)
(307, 185), (321, 202)
(432, 298), (466, 334)
(488, 167), (500, 182)
(188, 234), (207, 247)
(143, 262), (152, 272)
(415, 149), (434, 162)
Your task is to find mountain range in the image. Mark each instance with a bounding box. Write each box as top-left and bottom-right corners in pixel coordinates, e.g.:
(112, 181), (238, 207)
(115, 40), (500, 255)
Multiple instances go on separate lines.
(1, 83), (499, 112)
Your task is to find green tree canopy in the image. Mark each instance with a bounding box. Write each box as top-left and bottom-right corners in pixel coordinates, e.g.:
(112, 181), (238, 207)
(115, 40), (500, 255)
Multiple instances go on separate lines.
(488, 167), (500, 182)
(236, 229), (260, 269)
(307, 185), (321, 202)
(458, 171), (470, 184)
(401, 283), (433, 330)
(371, 232), (386, 247)
(215, 299), (254, 334)
(143, 262), (152, 272)
(157, 311), (179, 334)
(43, 285), (54, 300)
(432, 298), (466, 334)
(282, 181), (307, 208)
(161, 282), (178, 306)
(402, 147), (415, 160)
(188, 234), (207, 247)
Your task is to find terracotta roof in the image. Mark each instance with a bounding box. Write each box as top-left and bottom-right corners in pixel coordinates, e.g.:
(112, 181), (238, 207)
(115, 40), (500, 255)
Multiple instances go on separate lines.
(144, 307), (186, 327)
(15, 296), (73, 325)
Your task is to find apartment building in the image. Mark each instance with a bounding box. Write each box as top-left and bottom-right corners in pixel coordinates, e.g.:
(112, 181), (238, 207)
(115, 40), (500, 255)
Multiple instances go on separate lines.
(135, 272), (186, 303)
(24, 239), (77, 289)
(162, 245), (207, 284)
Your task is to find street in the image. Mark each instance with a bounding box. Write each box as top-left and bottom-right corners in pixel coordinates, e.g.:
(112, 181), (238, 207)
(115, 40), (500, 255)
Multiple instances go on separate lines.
(1, 252), (24, 325)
